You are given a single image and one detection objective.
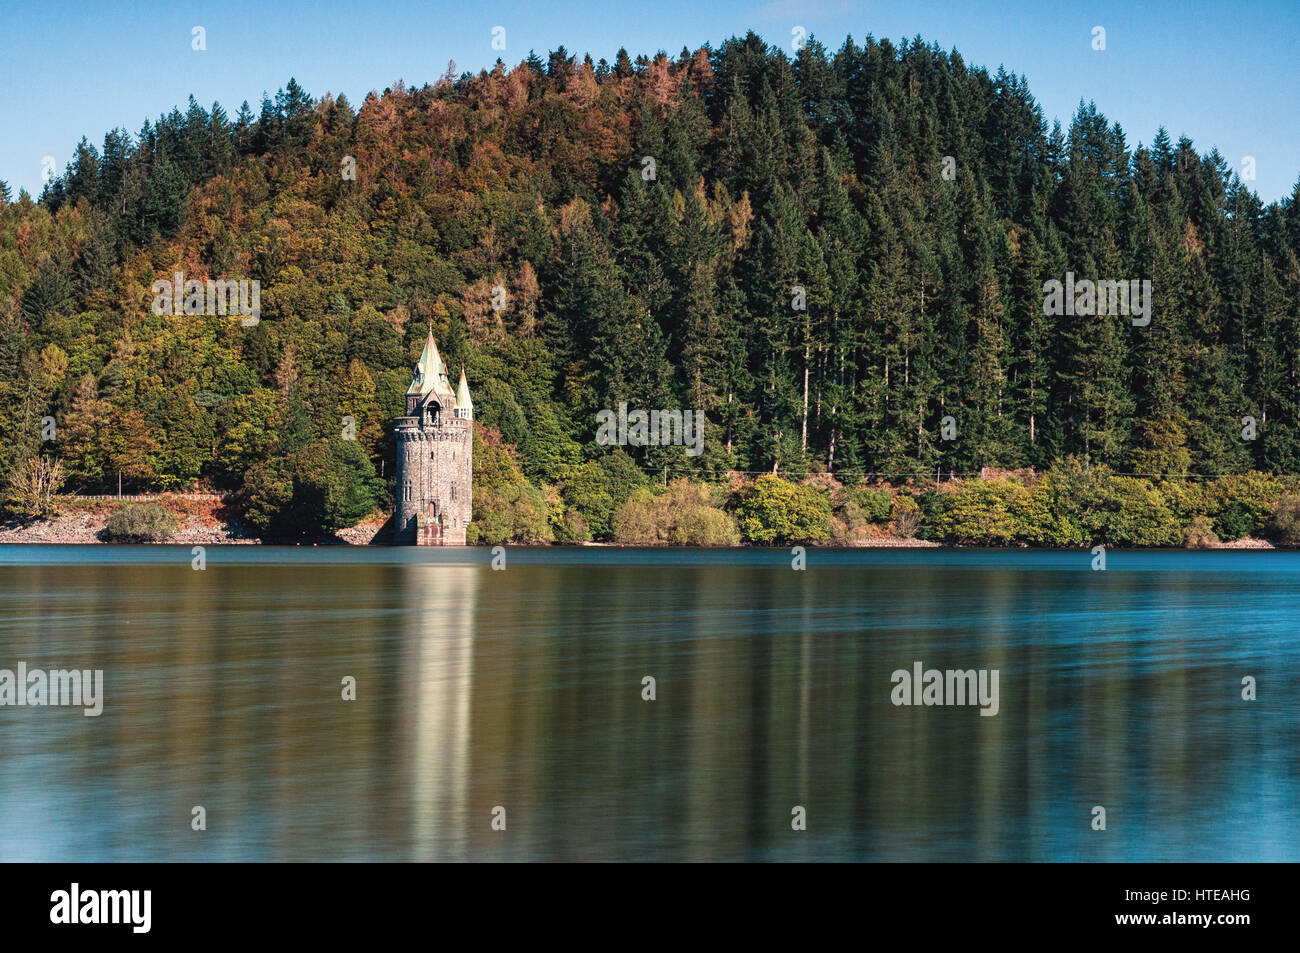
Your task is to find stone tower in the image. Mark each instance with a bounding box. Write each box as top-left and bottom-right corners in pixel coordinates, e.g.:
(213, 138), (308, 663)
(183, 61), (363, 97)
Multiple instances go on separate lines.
(393, 332), (473, 545)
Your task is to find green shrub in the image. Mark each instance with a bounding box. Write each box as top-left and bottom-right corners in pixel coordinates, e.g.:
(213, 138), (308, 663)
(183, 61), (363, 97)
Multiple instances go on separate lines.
(105, 502), (179, 542)
(559, 510), (591, 543)
(471, 480), (552, 544)
(1095, 476), (1182, 546)
(889, 494), (923, 537)
(928, 480), (1055, 544)
(730, 476), (831, 544)
(559, 466), (614, 538)
(1025, 481), (1086, 545)
(1207, 472), (1280, 538)
(1158, 479), (1212, 524)
(468, 425), (553, 544)
(1039, 459), (1180, 546)
(1266, 494), (1300, 546)
(611, 481), (738, 545)
(559, 451), (647, 540)
(1212, 500), (1255, 541)
(669, 503), (741, 546)
(830, 484), (895, 543)
(847, 486), (893, 524)
(914, 490), (944, 539)
(933, 481), (1003, 543)
(1183, 515), (1219, 548)
(241, 439), (385, 537)
(829, 500), (866, 544)
(611, 487), (665, 543)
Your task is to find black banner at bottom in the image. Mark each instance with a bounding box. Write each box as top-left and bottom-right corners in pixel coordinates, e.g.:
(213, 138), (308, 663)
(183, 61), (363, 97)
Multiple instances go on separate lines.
(0, 862), (1277, 941)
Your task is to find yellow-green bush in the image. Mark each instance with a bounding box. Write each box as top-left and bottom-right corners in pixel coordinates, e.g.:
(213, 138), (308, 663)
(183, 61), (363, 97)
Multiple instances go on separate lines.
(611, 480), (738, 545)
(1266, 494), (1300, 546)
(730, 476), (832, 544)
(104, 502), (178, 542)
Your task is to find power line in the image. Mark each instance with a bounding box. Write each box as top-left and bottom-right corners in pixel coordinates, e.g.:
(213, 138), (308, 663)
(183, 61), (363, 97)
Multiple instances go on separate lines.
(618, 464), (1300, 481)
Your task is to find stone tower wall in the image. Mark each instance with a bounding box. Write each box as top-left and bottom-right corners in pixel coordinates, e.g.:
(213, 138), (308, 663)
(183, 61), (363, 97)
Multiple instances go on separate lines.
(425, 416), (471, 545)
(393, 405), (472, 545)
(393, 416), (422, 544)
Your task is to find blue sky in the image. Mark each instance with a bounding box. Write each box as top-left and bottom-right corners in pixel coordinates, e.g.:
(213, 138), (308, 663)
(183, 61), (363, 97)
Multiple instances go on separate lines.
(2, 0), (1297, 202)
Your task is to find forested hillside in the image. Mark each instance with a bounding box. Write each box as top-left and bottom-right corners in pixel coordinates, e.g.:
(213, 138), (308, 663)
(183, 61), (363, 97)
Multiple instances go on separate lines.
(3, 32), (1300, 542)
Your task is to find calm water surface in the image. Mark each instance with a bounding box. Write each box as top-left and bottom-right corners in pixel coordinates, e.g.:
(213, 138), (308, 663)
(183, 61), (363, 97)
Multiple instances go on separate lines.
(0, 545), (1296, 861)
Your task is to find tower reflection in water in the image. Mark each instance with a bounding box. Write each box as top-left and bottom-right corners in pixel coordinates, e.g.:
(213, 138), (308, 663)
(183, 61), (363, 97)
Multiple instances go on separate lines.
(405, 560), (478, 861)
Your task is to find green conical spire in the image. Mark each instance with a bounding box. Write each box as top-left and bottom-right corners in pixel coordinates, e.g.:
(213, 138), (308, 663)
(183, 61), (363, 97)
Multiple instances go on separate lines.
(407, 330), (455, 398)
(455, 365), (473, 413)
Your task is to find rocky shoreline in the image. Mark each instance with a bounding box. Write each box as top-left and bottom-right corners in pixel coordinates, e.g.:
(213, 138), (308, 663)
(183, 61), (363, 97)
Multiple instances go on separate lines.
(0, 509), (392, 546)
(0, 512), (1279, 549)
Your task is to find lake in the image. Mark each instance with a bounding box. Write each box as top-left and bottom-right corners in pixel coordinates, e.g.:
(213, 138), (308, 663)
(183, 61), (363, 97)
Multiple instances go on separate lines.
(0, 545), (1296, 861)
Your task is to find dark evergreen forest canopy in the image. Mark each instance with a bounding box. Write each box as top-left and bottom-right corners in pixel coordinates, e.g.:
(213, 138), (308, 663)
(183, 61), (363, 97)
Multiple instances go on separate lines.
(3, 33), (1300, 542)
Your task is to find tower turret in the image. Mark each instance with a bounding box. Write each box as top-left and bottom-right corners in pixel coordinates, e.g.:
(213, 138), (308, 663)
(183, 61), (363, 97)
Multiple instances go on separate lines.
(455, 366), (473, 419)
